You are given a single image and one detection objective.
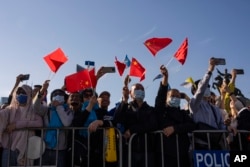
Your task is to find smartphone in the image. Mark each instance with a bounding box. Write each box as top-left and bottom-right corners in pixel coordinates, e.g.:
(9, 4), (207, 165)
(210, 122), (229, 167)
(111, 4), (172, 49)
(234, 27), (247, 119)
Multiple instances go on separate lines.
(235, 69), (244, 75)
(21, 74), (30, 81)
(213, 58), (226, 65)
(102, 67), (116, 73)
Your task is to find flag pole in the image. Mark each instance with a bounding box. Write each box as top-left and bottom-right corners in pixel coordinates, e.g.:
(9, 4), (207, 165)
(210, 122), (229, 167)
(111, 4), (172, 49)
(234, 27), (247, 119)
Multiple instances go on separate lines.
(47, 71), (52, 80)
(165, 56), (174, 67)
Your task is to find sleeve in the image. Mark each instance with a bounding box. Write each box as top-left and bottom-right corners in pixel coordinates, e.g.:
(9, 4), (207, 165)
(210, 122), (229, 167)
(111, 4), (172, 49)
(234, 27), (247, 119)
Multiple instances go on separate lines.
(155, 82), (169, 109)
(224, 82), (235, 113)
(189, 72), (212, 113)
(56, 105), (74, 127)
(113, 102), (128, 125)
(32, 94), (48, 117)
(72, 109), (91, 127)
(15, 114), (43, 129)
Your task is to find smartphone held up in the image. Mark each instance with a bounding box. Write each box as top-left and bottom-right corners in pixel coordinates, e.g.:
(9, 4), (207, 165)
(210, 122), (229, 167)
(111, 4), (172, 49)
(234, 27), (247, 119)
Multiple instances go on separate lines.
(235, 69), (244, 75)
(102, 67), (116, 73)
(20, 74), (30, 81)
(212, 57), (226, 65)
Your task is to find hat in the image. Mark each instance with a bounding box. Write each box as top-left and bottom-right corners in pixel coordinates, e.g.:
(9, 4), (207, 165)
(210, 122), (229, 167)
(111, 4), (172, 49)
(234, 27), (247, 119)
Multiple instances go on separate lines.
(99, 91), (110, 98)
(27, 136), (45, 159)
(50, 89), (66, 101)
(191, 79), (210, 95)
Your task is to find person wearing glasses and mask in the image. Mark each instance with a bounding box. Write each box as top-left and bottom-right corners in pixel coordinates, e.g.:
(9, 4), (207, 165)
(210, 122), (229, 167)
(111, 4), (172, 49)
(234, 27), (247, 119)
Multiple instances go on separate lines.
(113, 80), (158, 167)
(155, 65), (195, 167)
(0, 85), (43, 167)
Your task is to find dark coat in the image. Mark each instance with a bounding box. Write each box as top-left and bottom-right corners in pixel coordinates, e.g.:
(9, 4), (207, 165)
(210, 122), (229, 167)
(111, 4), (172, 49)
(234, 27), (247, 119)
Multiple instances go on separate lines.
(114, 100), (158, 152)
(155, 83), (196, 156)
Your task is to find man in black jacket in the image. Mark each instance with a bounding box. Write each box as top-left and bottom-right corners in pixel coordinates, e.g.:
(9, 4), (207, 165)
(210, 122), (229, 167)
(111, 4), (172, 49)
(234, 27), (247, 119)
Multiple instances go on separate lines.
(155, 65), (196, 167)
(114, 82), (158, 167)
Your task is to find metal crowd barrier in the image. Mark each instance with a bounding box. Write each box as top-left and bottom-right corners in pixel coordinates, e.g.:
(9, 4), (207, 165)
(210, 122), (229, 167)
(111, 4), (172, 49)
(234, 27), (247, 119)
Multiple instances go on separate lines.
(3, 127), (250, 167)
(4, 127), (123, 167)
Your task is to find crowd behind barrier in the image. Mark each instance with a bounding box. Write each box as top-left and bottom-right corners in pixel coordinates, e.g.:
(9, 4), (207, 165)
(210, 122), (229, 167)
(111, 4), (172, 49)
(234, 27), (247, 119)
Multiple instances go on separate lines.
(1, 127), (250, 167)
(1, 58), (250, 167)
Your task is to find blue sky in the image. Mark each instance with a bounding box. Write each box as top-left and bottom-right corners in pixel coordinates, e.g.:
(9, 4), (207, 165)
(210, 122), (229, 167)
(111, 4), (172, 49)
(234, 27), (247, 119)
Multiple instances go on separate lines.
(0, 1), (249, 108)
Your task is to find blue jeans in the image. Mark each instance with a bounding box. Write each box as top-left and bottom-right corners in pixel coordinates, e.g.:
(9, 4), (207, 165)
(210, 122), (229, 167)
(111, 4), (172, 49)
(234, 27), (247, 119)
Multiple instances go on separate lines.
(42, 149), (66, 167)
(1, 148), (19, 167)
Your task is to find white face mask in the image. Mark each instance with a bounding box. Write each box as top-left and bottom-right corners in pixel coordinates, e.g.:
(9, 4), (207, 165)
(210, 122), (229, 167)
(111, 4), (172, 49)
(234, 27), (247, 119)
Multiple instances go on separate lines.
(204, 87), (211, 97)
(52, 95), (65, 103)
(167, 97), (181, 108)
(133, 90), (145, 101)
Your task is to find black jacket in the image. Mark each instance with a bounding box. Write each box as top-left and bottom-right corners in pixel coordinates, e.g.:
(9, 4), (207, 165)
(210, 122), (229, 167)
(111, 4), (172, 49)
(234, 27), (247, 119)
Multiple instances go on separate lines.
(114, 100), (158, 152)
(155, 83), (195, 156)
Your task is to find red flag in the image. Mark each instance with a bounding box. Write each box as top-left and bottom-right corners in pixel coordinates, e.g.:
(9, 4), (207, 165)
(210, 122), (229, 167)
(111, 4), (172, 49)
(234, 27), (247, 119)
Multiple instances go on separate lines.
(43, 48), (68, 73)
(129, 57), (146, 82)
(144, 37), (172, 56)
(174, 38), (188, 65)
(65, 69), (92, 93)
(115, 57), (126, 76)
(89, 68), (97, 88)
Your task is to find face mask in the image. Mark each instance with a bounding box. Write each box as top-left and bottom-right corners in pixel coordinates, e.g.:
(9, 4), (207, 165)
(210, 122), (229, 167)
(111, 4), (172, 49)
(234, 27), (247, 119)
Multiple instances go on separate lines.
(52, 95), (65, 103)
(16, 94), (28, 105)
(168, 97), (180, 108)
(234, 100), (244, 111)
(204, 87), (211, 97)
(133, 90), (145, 101)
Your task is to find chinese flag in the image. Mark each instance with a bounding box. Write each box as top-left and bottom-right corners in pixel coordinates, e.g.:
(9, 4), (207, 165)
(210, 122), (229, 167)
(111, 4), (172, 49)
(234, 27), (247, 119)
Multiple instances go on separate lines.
(174, 38), (188, 65)
(115, 57), (126, 76)
(144, 37), (172, 56)
(89, 68), (97, 88)
(129, 57), (146, 82)
(43, 48), (68, 73)
(65, 69), (92, 93)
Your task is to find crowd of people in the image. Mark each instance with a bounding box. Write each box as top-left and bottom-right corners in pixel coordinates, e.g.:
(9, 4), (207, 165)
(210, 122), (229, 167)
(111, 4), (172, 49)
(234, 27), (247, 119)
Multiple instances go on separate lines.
(0, 57), (250, 167)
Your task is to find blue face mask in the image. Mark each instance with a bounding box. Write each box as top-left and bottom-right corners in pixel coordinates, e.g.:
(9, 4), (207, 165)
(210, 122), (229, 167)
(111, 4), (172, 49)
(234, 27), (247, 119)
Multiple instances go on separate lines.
(133, 90), (145, 101)
(168, 97), (180, 108)
(16, 94), (28, 104)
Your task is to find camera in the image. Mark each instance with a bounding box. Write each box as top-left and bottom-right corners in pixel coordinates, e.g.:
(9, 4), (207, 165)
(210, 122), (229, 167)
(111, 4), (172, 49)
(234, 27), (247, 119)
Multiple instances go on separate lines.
(212, 58), (226, 65)
(235, 69), (244, 75)
(102, 67), (116, 73)
(20, 74), (30, 81)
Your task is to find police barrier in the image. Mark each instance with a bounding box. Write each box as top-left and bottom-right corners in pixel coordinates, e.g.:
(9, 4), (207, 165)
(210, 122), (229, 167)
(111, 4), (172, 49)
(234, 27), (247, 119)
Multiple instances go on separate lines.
(4, 127), (123, 167)
(4, 128), (250, 167)
(192, 130), (250, 167)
